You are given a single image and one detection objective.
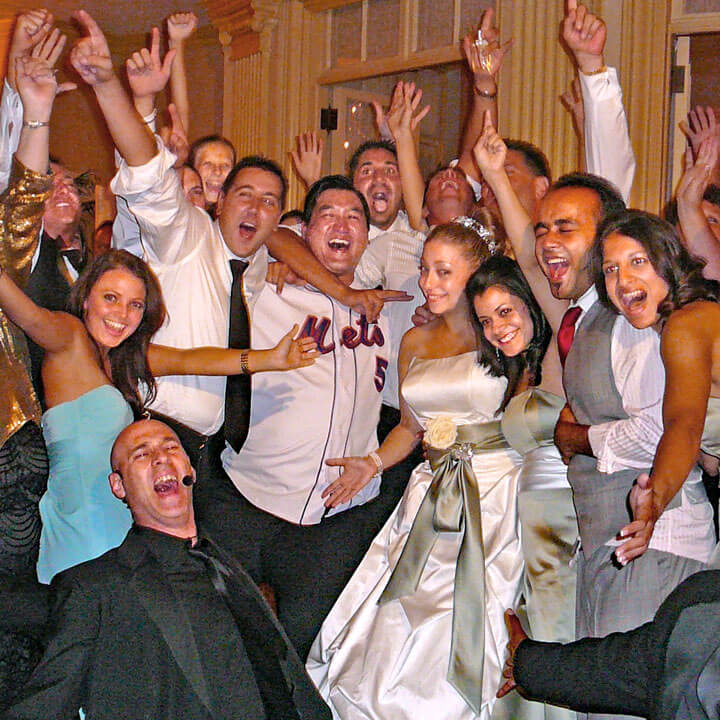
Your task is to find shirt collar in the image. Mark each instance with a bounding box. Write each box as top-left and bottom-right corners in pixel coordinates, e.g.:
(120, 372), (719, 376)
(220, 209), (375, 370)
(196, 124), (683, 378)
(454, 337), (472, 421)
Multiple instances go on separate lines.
(571, 284), (598, 314)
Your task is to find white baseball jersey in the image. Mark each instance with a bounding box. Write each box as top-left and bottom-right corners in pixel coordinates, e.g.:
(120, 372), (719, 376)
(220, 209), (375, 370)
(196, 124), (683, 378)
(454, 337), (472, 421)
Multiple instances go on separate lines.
(221, 282), (391, 525)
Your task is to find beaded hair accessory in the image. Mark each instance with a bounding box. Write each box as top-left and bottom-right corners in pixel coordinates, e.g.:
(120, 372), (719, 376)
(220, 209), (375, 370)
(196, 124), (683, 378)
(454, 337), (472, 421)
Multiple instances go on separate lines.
(451, 215), (498, 255)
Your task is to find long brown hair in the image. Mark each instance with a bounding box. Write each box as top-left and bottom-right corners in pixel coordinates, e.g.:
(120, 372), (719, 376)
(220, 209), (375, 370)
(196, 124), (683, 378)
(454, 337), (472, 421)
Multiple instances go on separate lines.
(68, 250), (166, 414)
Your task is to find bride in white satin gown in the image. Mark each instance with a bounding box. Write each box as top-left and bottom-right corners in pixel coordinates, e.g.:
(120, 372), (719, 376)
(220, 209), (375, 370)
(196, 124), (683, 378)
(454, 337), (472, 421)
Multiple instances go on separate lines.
(308, 218), (546, 719)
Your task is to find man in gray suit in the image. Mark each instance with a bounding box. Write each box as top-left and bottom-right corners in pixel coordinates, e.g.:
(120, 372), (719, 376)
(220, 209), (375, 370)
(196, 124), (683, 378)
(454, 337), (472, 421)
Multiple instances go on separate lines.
(5, 419), (331, 720)
(535, 172), (715, 720)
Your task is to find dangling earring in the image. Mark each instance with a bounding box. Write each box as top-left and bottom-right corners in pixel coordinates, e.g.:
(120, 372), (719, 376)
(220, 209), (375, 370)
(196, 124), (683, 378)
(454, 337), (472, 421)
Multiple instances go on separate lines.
(495, 346), (501, 361)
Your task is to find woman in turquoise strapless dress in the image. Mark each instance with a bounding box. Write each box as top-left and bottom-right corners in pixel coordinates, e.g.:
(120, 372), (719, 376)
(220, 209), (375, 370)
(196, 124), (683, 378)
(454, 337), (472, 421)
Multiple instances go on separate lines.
(0, 249), (317, 583)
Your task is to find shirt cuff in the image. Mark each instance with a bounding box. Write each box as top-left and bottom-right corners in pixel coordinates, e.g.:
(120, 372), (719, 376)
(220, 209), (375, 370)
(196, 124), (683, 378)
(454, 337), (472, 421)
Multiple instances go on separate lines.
(110, 137), (175, 197)
(579, 65), (621, 101)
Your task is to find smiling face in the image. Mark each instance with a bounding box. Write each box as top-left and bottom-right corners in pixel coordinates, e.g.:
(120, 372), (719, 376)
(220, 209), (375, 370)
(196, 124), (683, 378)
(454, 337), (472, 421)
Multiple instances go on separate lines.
(601, 232), (669, 329)
(179, 165), (208, 211)
(109, 420), (195, 536)
(305, 188), (368, 284)
(473, 284), (534, 357)
(535, 186), (601, 301)
(351, 148), (402, 230)
(419, 237), (477, 316)
(424, 167), (475, 226)
(194, 141), (234, 204)
(43, 164), (82, 241)
(482, 149), (547, 220)
(83, 267), (146, 353)
(216, 167), (283, 258)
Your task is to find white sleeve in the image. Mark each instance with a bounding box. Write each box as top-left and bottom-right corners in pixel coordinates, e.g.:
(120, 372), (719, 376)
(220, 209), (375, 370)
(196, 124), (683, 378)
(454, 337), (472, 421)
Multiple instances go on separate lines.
(579, 67), (636, 203)
(0, 80), (23, 194)
(587, 319), (665, 473)
(355, 235), (388, 289)
(110, 139), (203, 266)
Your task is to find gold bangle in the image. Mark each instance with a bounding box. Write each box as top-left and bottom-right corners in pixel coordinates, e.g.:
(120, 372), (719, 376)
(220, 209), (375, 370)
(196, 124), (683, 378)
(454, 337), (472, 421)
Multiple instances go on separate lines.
(579, 64), (607, 76)
(240, 349), (251, 375)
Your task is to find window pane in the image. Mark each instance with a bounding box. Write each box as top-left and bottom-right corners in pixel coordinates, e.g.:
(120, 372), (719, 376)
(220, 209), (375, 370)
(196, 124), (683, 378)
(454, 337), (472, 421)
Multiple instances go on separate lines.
(367, 0), (401, 58)
(332, 4), (363, 65)
(417, 0), (455, 50)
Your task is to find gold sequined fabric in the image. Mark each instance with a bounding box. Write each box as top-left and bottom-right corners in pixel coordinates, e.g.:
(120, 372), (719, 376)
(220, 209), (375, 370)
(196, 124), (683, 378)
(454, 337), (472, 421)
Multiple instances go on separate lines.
(1, 157), (52, 449)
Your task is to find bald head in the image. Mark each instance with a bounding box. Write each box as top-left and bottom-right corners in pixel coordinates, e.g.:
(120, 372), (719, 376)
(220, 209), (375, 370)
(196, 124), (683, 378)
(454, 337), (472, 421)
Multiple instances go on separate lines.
(109, 419), (196, 537)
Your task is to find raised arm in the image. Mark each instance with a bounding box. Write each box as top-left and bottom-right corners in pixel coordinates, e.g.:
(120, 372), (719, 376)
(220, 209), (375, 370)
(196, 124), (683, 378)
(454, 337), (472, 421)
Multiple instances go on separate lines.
(563, 0), (635, 201)
(386, 81), (430, 232)
(0, 263), (80, 354)
(147, 324), (318, 376)
(680, 105), (720, 186)
(70, 10), (157, 167)
(473, 112), (567, 330)
(166, 12), (196, 136)
(6, 9), (53, 91)
(676, 138), (720, 280)
(615, 308), (714, 565)
(322, 329), (423, 507)
(457, 8), (511, 184)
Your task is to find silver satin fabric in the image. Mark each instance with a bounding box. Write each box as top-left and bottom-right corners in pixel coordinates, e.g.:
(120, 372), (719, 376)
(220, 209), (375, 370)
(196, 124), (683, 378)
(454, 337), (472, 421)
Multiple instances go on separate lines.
(307, 354), (523, 720)
(701, 396), (720, 458)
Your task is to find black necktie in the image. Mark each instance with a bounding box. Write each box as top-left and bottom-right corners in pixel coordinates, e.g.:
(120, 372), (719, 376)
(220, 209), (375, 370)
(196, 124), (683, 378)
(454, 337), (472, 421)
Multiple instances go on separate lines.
(60, 248), (84, 273)
(187, 539), (300, 720)
(225, 259), (251, 452)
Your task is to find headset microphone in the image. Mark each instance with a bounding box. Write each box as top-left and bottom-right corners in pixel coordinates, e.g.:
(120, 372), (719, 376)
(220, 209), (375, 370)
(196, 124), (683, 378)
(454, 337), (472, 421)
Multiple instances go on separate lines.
(182, 475), (195, 486)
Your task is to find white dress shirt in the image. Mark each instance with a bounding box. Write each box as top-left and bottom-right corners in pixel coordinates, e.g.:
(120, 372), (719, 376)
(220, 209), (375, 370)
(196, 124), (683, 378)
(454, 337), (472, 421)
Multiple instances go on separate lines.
(571, 286), (714, 563)
(355, 212), (425, 410)
(580, 66), (636, 203)
(111, 142), (267, 434)
(222, 281), (390, 524)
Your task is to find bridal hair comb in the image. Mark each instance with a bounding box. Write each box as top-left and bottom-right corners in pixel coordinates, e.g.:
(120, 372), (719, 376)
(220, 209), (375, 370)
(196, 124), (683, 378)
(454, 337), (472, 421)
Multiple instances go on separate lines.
(451, 215), (498, 254)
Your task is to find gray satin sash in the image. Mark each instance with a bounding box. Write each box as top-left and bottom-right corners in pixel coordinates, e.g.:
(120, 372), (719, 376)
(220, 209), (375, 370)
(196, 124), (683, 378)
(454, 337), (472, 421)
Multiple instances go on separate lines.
(379, 421), (510, 714)
(701, 397), (720, 458)
(501, 389), (565, 455)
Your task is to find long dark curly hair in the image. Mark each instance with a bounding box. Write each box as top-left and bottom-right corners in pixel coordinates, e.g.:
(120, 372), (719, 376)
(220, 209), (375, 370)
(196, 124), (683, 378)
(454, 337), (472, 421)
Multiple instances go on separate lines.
(592, 209), (720, 325)
(68, 249), (166, 414)
(466, 255), (552, 413)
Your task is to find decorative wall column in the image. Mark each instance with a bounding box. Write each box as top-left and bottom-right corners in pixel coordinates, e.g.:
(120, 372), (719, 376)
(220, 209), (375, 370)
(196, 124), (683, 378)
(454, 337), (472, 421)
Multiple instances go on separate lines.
(618, 0), (670, 212)
(204, 0), (327, 209)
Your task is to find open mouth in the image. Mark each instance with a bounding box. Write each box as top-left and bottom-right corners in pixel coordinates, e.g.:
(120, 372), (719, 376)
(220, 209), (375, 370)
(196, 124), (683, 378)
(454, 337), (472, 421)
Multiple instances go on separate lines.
(154, 474), (178, 494)
(543, 256), (569, 284)
(370, 190), (389, 212)
(238, 222), (257, 239)
(104, 319), (127, 335)
(328, 238), (350, 251)
(619, 288), (647, 314)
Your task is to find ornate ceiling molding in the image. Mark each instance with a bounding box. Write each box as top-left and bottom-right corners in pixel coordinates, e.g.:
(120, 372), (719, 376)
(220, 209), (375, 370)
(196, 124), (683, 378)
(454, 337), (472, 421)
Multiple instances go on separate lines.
(202, 0), (280, 58)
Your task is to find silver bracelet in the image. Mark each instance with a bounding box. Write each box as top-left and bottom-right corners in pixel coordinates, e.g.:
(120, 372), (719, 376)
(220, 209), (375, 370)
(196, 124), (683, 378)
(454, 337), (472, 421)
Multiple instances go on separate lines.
(368, 450), (383, 476)
(23, 120), (50, 129)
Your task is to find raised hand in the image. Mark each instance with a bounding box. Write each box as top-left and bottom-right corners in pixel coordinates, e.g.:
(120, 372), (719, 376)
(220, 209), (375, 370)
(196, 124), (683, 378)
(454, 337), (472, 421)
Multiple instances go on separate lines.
(30, 26), (66, 68)
(322, 455), (378, 507)
(167, 11), (198, 44)
(385, 81), (430, 141)
(16, 55), (75, 121)
(159, 103), (190, 167)
(679, 105), (720, 161)
(126, 27), (176, 103)
(677, 137), (719, 209)
(267, 324), (318, 371)
(562, 0), (606, 73)
(290, 132), (324, 189)
(473, 110), (507, 177)
(615, 473), (658, 565)
(561, 76), (585, 139)
(8, 9), (54, 90)
(69, 10), (114, 86)
(462, 8), (512, 84)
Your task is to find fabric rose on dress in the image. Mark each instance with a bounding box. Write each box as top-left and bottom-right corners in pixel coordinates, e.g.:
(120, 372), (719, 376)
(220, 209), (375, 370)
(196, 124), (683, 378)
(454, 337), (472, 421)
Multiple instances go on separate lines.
(424, 415), (458, 450)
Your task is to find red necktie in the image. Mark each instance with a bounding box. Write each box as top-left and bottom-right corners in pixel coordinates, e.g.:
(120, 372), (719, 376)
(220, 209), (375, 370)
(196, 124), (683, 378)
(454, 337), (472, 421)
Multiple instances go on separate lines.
(557, 306), (582, 368)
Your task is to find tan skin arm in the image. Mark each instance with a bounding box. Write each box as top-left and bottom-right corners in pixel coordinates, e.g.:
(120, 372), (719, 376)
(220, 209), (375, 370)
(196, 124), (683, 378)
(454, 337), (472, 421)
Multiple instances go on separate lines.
(616, 304), (715, 564)
(70, 11), (157, 168)
(166, 12), (196, 135)
(386, 81), (430, 233)
(322, 330), (423, 508)
(266, 227), (412, 324)
(473, 112), (566, 332)
(147, 325), (318, 377)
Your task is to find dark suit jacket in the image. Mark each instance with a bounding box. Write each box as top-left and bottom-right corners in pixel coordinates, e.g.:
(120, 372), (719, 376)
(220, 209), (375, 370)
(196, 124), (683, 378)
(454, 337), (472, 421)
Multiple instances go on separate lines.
(514, 570), (720, 720)
(4, 526), (331, 720)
